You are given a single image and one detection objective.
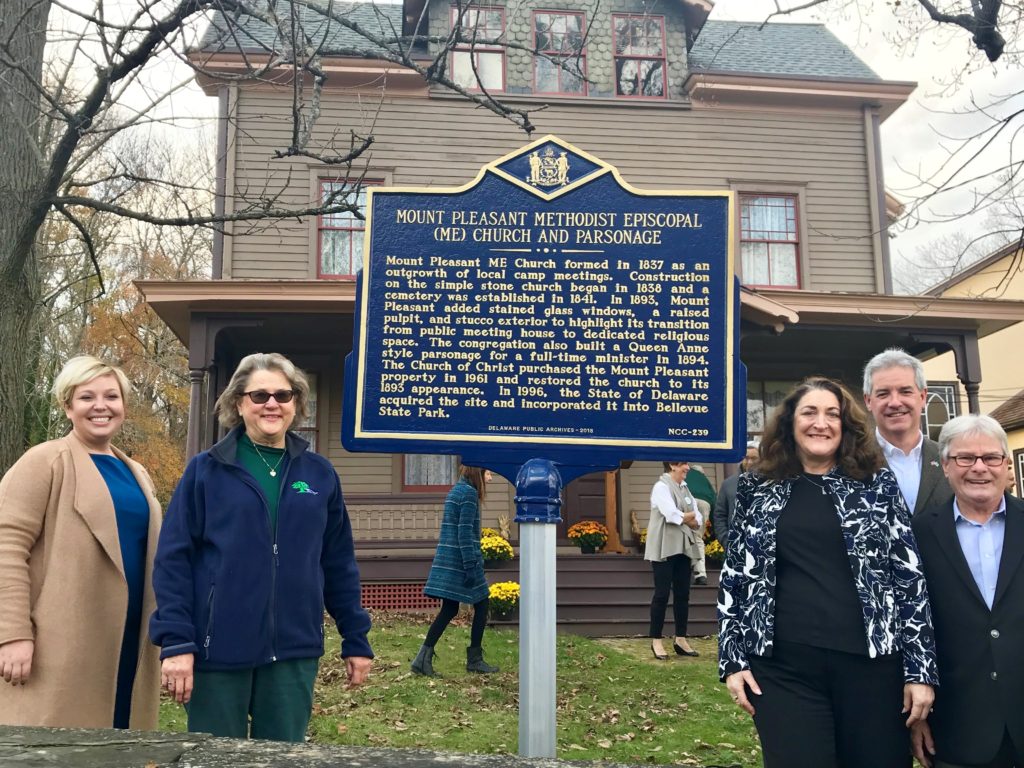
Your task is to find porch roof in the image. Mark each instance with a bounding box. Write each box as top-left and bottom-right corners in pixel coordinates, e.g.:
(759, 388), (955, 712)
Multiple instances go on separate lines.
(137, 279), (1024, 349)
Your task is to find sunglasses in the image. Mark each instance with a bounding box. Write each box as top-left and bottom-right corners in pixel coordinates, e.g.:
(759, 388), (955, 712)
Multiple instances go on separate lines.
(243, 389), (295, 404)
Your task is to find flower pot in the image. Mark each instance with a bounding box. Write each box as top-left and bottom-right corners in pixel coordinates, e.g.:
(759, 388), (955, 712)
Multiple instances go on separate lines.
(493, 607), (519, 622)
(580, 545), (596, 554)
(483, 559), (500, 570)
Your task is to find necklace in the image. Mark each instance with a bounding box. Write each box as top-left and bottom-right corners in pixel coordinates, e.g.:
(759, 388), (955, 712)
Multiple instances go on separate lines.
(252, 442), (286, 477)
(801, 472), (830, 495)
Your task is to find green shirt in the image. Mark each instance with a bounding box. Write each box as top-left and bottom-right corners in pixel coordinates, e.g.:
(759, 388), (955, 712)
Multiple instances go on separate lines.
(237, 434), (286, 532)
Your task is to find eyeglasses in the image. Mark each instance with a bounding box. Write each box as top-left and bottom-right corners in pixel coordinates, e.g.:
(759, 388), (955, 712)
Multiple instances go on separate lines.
(243, 389), (295, 404)
(948, 453), (1006, 468)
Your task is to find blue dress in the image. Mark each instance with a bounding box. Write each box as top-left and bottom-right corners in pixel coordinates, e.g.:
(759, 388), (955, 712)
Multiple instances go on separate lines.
(92, 455), (149, 729)
(424, 479), (489, 604)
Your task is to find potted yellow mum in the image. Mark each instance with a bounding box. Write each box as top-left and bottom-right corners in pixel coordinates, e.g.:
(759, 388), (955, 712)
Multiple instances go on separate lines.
(489, 580), (520, 619)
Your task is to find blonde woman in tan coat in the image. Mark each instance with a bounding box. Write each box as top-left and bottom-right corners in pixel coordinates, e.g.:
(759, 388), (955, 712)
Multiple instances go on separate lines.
(0, 356), (162, 729)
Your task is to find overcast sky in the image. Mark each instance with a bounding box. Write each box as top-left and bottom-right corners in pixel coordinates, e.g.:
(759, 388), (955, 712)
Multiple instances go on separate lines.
(709, 1), (1022, 286)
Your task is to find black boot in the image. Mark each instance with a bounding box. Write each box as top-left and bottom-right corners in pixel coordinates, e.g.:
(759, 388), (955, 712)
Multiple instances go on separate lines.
(411, 644), (437, 676)
(466, 646), (499, 674)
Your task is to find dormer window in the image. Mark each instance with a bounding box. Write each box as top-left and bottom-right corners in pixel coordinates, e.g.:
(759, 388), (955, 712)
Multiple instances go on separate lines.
(612, 14), (666, 98)
(451, 6), (505, 92)
(533, 11), (586, 95)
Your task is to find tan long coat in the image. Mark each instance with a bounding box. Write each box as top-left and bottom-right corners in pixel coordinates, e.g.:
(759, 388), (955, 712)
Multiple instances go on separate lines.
(0, 433), (162, 728)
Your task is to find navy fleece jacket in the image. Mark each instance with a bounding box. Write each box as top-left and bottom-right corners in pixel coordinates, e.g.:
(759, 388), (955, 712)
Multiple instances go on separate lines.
(150, 427), (372, 669)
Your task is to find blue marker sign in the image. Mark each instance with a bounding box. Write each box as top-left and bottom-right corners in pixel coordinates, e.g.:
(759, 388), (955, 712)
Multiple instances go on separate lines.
(343, 135), (745, 466)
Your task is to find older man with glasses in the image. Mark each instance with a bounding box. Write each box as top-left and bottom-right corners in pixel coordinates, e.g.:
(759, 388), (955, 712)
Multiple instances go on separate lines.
(911, 414), (1024, 768)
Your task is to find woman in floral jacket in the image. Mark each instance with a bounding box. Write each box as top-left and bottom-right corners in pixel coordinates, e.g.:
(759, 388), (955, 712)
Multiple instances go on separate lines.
(718, 377), (937, 768)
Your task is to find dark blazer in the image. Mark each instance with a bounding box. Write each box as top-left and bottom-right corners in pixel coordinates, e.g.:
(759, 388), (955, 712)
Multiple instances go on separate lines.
(712, 473), (738, 547)
(912, 494), (1024, 764)
(913, 438), (953, 516)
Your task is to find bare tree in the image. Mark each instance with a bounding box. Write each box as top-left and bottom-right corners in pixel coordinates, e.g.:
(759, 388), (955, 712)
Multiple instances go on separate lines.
(0, 0), (580, 473)
(763, 1), (1017, 63)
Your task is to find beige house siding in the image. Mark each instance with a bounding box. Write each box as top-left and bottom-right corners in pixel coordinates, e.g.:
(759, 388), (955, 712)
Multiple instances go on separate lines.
(225, 87), (877, 290)
(923, 251), (1024, 418)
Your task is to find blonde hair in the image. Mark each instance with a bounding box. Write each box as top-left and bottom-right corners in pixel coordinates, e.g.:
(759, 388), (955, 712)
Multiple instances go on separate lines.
(214, 352), (310, 429)
(53, 355), (131, 408)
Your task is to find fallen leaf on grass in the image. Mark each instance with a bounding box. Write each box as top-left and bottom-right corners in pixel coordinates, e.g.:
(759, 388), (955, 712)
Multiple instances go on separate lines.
(597, 739), (612, 749)
(336, 723), (348, 734)
(568, 743), (586, 750)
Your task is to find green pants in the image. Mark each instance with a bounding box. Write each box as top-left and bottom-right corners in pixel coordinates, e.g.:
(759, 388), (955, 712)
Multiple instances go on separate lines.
(186, 658), (319, 742)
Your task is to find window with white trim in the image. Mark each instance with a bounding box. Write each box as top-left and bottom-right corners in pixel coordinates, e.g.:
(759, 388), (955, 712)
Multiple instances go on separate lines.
(739, 194), (800, 288)
(451, 6), (505, 92)
(923, 382), (960, 442)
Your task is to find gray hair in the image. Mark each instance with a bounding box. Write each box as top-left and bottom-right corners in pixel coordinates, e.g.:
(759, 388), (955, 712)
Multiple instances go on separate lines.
(215, 352), (310, 429)
(938, 414), (1009, 460)
(862, 348), (926, 395)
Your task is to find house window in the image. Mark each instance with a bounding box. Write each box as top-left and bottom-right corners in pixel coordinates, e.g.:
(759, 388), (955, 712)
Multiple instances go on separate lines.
(612, 14), (666, 98)
(534, 11), (586, 95)
(746, 380), (797, 437)
(739, 194), (800, 288)
(403, 455), (458, 491)
(318, 180), (377, 279)
(293, 373), (319, 452)
(922, 381), (960, 442)
(451, 6), (505, 92)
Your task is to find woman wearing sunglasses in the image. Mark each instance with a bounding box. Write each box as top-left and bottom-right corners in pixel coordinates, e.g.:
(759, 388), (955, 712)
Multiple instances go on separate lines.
(150, 352), (372, 741)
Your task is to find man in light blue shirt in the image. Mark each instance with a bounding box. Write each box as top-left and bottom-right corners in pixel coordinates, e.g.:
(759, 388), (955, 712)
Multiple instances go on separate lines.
(863, 348), (952, 516)
(911, 414), (1024, 768)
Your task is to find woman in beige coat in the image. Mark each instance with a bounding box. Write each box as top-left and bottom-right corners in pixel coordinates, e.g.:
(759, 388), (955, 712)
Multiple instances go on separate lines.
(0, 356), (162, 729)
(645, 460), (704, 660)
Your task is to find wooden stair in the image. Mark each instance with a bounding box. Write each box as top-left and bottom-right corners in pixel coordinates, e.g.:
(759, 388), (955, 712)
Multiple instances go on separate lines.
(358, 552), (719, 638)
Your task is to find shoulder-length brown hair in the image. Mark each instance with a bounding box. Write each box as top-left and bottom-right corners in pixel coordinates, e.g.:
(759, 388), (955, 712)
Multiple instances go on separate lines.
(459, 464), (488, 501)
(758, 377), (882, 482)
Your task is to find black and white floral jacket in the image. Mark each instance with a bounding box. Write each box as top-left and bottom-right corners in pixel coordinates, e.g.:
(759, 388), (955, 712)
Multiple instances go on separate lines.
(717, 467), (938, 685)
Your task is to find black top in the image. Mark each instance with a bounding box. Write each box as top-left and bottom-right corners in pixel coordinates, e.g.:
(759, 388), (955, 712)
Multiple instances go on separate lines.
(773, 474), (867, 655)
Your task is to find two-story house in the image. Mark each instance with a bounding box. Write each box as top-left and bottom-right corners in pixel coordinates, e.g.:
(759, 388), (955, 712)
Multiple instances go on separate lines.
(923, 240), (1024, 495)
(139, 0), (1024, 633)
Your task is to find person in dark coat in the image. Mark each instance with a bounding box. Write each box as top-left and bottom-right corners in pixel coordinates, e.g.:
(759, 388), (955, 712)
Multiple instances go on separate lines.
(412, 465), (498, 676)
(151, 352), (372, 742)
(712, 439), (760, 550)
(911, 414), (1024, 767)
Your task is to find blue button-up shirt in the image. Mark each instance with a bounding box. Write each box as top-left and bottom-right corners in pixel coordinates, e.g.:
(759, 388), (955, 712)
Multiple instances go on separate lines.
(954, 497), (1007, 610)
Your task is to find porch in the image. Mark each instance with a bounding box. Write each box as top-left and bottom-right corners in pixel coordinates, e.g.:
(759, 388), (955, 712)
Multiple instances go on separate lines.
(358, 552), (721, 637)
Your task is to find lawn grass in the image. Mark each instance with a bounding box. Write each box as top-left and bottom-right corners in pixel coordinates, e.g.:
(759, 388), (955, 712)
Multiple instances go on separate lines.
(159, 610), (760, 767)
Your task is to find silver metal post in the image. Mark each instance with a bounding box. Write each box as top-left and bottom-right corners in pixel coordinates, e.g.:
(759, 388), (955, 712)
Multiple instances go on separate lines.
(514, 458), (562, 758)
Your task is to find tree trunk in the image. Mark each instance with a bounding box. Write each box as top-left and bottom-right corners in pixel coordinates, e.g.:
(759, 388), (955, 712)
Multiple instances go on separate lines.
(0, 263), (42, 474)
(0, 0), (50, 474)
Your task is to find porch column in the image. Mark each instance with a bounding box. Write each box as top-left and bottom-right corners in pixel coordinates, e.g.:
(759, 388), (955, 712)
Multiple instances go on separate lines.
(603, 470), (626, 553)
(914, 332), (983, 414)
(186, 368), (206, 460)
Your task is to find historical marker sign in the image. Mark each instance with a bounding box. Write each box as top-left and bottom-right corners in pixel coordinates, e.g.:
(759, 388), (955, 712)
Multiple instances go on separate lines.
(342, 135), (745, 466)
